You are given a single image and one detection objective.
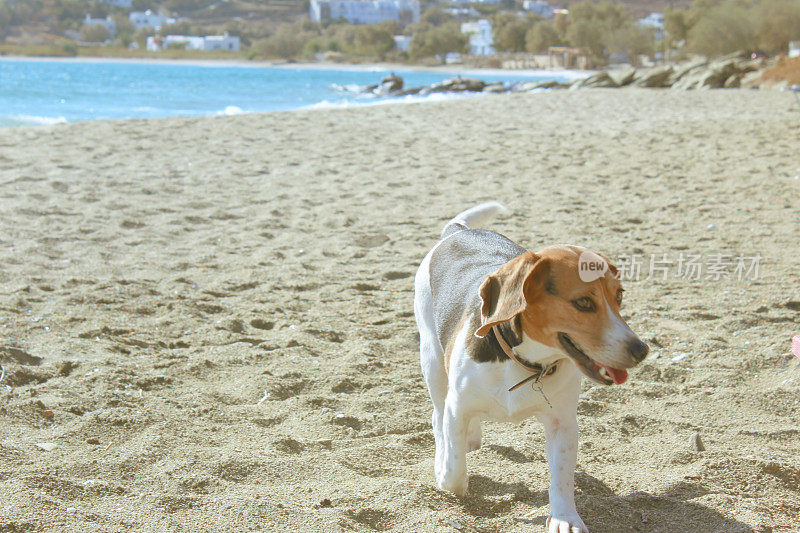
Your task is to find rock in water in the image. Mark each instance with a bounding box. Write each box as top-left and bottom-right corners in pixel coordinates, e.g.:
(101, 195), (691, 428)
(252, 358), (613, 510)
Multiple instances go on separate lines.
(608, 67), (636, 87)
(576, 71), (618, 88)
(633, 66), (674, 88)
(429, 77), (487, 93)
(482, 82), (506, 93)
(380, 73), (403, 92)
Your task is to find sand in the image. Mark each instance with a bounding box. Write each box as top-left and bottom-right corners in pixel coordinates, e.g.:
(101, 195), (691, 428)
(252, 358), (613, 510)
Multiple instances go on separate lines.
(0, 89), (798, 533)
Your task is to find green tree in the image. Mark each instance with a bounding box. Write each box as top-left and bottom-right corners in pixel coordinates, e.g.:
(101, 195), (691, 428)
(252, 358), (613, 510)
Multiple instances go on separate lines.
(664, 7), (689, 44)
(565, 18), (604, 60)
(0, 2), (12, 34)
(561, 1), (645, 64)
(253, 23), (319, 59)
(607, 24), (654, 61)
(492, 13), (531, 52)
(53, 0), (90, 28)
(134, 27), (155, 48)
(686, 1), (757, 56)
(352, 21), (397, 56)
(112, 13), (135, 46)
(321, 21), (396, 58)
(81, 23), (111, 42)
(410, 22), (467, 62)
(553, 11), (569, 41)
(163, 0), (214, 13)
(88, 0), (108, 18)
(420, 6), (452, 26)
(525, 20), (561, 53)
(756, 0), (800, 54)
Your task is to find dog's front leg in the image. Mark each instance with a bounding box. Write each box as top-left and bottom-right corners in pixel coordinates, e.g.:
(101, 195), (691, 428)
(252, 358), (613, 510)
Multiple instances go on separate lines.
(540, 410), (588, 533)
(438, 392), (469, 495)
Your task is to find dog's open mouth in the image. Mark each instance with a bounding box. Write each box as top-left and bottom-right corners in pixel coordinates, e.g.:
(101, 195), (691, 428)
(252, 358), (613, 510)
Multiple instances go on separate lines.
(557, 333), (628, 386)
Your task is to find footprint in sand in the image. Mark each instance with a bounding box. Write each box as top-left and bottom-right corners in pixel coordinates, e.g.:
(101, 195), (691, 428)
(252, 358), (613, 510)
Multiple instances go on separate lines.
(354, 234), (389, 248)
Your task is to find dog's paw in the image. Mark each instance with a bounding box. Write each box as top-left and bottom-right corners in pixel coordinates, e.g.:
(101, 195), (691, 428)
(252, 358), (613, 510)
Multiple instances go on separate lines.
(546, 514), (588, 533)
(436, 472), (468, 496)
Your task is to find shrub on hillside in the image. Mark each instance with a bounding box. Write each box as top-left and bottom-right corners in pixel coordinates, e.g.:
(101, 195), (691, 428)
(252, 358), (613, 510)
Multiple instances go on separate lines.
(81, 24), (111, 42)
(253, 23), (319, 59)
(492, 13), (539, 52)
(525, 21), (561, 53)
(686, 2), (757, 56)
(409, 22), (467, 62)
(756, 0), (800, 54)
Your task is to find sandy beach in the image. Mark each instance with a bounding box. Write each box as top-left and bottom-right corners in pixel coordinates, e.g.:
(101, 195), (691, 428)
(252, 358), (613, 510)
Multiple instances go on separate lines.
(0, 89), (798, 532)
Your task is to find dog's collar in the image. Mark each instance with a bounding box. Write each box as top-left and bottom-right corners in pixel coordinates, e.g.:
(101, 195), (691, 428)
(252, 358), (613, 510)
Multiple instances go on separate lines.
(492, 325), (559, 392)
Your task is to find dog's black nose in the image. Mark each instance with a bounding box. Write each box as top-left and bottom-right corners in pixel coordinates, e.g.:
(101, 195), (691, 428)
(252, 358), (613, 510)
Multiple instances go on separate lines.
(628, 339), (649, 362)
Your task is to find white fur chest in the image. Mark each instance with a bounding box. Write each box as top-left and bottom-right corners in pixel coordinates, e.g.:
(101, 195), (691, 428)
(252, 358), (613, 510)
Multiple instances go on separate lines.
(449, 326), (582, 423)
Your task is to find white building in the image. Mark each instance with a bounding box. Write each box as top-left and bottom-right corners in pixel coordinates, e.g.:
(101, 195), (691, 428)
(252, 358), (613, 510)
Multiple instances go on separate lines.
(99, 0), (133, 7)
(638, 12), (665, 41)
(393, 35), (411, 52)
(789, 41), (800, 58)
(449, 0), (500, 5)
(203, 33), (241, 51)
(130, 10), (173, 31)
(309, 0), (420, 25)
(444, 7), (480, 18)
(82, 14), (116, 35)
(522, 0), (554, 18)
(147, 33), (240, 52)
(461, 19), (494, 56)
(638, 12), (664, 29)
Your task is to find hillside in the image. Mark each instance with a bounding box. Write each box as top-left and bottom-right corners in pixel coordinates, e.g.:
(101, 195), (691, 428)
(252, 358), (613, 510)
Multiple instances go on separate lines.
(159, 0), (306, 23)
(0, 0), (693, 51)
(0, 0), (307, 45)
(555, 0), (692, 18)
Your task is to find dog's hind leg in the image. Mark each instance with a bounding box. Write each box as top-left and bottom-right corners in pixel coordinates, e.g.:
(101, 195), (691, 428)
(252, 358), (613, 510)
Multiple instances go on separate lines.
(421, 337), (446, 478)
(415, 251), (447, 480)
(439, 391), (469, 495)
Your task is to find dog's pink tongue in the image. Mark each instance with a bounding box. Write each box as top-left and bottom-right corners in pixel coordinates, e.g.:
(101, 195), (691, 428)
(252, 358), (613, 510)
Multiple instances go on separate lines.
(604, 366), (628, 385)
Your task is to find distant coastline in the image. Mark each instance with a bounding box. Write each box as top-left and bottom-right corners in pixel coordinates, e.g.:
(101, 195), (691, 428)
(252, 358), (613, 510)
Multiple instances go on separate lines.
(0, 54), (590, 79)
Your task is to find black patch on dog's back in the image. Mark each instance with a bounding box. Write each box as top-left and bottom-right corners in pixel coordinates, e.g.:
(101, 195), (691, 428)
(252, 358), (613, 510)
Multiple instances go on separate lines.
(468, 316), (523, 363)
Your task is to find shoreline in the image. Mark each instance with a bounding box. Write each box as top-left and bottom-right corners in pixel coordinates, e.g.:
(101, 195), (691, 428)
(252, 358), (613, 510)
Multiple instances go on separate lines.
(0, 90), (492, 129)
(1, 84), (786, 131)
(0, 54), (590, 79)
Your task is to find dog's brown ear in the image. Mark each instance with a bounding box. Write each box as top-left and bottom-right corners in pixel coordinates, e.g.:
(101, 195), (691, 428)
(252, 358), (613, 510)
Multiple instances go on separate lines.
(475, 252), (547, 338)
(596, 252), (619, 278)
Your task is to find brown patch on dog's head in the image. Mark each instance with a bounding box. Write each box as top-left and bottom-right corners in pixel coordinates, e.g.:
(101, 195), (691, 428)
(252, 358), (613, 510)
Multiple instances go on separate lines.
(475, 251), (548, 338)
(476, 245), (647, 385)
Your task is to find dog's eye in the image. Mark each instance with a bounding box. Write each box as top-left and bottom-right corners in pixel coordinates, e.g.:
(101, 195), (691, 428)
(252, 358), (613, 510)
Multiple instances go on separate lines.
(572, 297), (596, 312)
(616, 289), (624, 306)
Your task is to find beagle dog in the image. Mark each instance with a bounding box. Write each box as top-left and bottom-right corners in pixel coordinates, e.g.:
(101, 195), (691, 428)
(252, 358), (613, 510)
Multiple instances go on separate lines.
(413, 202), (648, 533)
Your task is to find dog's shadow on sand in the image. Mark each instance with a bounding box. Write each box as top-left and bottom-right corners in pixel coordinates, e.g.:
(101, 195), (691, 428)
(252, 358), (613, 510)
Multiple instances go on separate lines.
(458, 471), (754, 532)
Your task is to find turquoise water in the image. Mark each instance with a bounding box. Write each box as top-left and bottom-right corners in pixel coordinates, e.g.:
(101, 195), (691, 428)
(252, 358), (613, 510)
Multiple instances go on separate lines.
(0, 58), (580, 127)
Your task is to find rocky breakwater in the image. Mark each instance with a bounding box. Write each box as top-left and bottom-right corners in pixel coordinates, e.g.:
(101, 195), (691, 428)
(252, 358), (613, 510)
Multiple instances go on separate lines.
(573, 51), (767, 90)
(353, 53), (773, 100)
(359, 75), (571, 97)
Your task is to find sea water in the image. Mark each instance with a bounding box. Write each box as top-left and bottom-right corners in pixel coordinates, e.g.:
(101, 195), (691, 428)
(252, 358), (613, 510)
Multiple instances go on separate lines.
(0, 58), (582, 127)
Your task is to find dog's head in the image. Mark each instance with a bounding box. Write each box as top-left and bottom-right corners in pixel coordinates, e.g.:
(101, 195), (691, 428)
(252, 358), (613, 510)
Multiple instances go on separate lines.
(475, 245), (648, 385)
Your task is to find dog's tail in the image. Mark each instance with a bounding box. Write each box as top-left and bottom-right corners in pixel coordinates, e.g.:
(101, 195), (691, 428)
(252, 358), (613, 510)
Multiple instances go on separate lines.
(441, 201), (509, 240)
